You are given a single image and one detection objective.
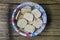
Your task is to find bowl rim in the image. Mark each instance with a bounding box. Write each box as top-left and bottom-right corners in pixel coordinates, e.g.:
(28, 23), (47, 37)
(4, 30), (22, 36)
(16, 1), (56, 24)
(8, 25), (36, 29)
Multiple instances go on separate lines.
(11, 2), (47, 37)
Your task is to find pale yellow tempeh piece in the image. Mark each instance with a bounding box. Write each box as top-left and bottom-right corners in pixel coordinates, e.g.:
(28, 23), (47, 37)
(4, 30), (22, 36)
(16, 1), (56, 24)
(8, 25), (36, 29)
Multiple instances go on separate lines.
(23, 13), (33, 21)
(17, 19), (27, 28)
(32, 9), (41, 18)
(24, 24), (35, 33)
(21, 6), (31, 14)
(33, 18), (42, 28)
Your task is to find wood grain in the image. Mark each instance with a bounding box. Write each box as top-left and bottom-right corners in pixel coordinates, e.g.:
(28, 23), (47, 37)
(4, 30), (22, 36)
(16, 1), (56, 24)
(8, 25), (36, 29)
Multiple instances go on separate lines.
(13, 36), (60, 40)
(0, 0), (60, 4)
(0, 1), (60, 40)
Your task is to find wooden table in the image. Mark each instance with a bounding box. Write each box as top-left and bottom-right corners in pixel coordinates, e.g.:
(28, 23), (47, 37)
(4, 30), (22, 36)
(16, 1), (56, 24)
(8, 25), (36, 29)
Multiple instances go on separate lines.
(0, 0), (60, 40)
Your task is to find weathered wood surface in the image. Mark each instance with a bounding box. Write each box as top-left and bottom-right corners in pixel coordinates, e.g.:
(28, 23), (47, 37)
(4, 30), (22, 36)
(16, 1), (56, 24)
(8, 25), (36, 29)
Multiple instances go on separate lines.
(0, 0), (60, 4)
(0, 0), (60, 40)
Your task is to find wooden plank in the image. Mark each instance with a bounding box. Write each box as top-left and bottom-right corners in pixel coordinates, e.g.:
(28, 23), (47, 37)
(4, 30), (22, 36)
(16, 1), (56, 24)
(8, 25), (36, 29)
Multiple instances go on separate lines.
(56, 0), (60, 3)
(0, 15), (60, 22)
(46, 10), (60, 16)
(0, 0), (60, 4)
(12, 29), (60, 36)
(0, 31), (8, 37)
(0, 4), (8, 5)
(0, 22), (8, 37)
(0, 6), (8, 10)
(0, 35), (60, 40)
(0, 4), (8, 13)
(0, 4), (60, 16)
(0, 18), (8, 22)
(11, 4), (60, 9)
(0, 15), (8, 18)
(0, 10), (8, 13)
(0, 32), (7, 37)
(0, 36), (60, 40)
(0, 22), (8, 29)
(0, 22), (11, 33)
(0, 37), (8, 40)
(0, 9), (60, 16)
(0, 4), (8, 22)
(42, 5), (60, 10)
(0, 4), (8, 10)
(13, 36), (60, 40)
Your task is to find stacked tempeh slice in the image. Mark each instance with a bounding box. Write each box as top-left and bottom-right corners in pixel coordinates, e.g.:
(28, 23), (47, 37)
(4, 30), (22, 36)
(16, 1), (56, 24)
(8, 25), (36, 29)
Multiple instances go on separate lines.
(16, 6), (42, 33)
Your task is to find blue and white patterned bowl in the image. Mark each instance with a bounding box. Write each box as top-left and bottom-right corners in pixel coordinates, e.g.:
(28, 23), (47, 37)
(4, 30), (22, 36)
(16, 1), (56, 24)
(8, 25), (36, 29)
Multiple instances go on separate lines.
(11, 2), (47, 37)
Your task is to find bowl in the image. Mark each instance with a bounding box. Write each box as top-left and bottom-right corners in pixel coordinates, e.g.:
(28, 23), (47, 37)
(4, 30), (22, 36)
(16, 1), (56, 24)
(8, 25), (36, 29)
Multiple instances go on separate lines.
(11, 2), (47, 37)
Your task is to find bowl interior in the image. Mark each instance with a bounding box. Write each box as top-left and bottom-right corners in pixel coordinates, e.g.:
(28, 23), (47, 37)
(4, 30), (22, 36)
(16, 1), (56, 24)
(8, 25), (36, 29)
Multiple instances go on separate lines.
(11, 2), (47, 37)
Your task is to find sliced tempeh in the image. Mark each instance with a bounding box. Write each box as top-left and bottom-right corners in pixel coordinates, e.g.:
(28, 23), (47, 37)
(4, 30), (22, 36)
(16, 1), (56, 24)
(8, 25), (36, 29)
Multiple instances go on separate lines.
(24, 24), (35, 33)
(24, 13), (33, 21)
(18, 14), (23, 19)
(28, 21), (33, 25)
(33, 18), (42, 28)
(15, 10), (20, 20)
(32, 9), (41, 18)
(17, 19), (27, 28)
(21, 6), (31, 14)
